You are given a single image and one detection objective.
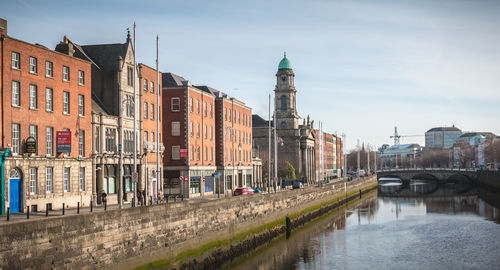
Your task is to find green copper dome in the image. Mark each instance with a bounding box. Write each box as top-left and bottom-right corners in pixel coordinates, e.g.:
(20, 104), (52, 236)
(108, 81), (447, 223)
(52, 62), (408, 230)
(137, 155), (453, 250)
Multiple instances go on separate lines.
(278, 53), (292, 70)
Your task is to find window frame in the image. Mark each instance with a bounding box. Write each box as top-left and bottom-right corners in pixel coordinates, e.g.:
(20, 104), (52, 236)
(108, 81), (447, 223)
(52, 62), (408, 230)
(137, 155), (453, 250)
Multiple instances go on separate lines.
(79, 167), (85, 191)
(171, 97), (180, 112)
(63, 66), (70, 81)
(46, 167), (53, 194)
(78, 70), (85, 85)
(171, 121), (180, 136)
(79, 130), (85, 156)
(46, 127), (53, 156)
(45, 88), (53, 111)
(29, 84), (38, 109)
(12, 123), (20, 154)
(144, 102), (148, 119)
(78, 94), (85, 116)
(11, 52), (20, 69)
(45, 61), (53, 77)
(172, 145), (180, 160)
(11, 81), (20, 107)
(63, 91), (70, 114)
(29, 56), (37, 74)
(63, 167), (70, 192)
(29, 167), (38, 195)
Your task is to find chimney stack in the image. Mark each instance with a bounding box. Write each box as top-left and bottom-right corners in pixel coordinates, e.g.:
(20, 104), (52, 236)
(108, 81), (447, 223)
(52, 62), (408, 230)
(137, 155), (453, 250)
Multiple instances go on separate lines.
(0, 18), (7, 36)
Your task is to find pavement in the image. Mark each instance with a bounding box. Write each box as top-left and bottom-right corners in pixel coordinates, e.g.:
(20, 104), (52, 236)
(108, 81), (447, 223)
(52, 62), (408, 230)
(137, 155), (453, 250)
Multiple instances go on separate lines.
(1, 176), (362, 225)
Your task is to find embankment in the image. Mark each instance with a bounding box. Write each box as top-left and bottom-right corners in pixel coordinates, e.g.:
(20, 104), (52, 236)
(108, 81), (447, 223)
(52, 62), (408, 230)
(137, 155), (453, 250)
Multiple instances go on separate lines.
(0, 176), (376, 270)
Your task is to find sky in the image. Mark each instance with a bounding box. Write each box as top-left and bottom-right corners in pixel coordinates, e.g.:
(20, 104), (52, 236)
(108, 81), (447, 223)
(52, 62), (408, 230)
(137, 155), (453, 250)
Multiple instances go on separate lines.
(2, 0), (500, 150)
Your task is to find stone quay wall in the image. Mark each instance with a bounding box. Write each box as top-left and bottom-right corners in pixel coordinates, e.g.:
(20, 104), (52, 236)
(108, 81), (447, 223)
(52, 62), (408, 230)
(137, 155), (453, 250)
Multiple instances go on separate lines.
(0, 176), (376, 270)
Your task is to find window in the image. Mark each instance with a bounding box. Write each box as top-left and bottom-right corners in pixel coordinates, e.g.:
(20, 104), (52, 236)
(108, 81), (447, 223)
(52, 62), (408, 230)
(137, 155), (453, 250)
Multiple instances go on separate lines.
(11, 52), (20, 69)
(30, 125), (38, 154)
(209, 104), (213, 117)
(63, 167), (70, 192)
(105, 128), (116, 152)
(151, 132), (155, 143)
(95, 127), (100, 153)
(224, 108), (227, 121)
(127, 67), (133, 86)
(45, 88), (53, 111)
(171, 97), (180, 112)
(204, 125), (207, 139)
(171, 121), (180, 136)
(124, 131), (133, 153)
(143, 79), (148, 91)
(46, 127), (53, 156)
(203, 102), (207, 117)
(11, 81), (20, 106)
(144, 131), (148, 148)
(238, 111), (240, 124)
(79, 167), (85, 191)
(29, 57), (37, 74)
(78, 95), (85, 116)
(190, 145), (194, 160)
(190, 98), (193, 112)
(144, 102), (148, 119)
(79, 130), (85, 156)
(63, 91), (70, 114)
(210, 147), (213, 161)
(172, 145), (180, 160)
(46, 167), (53, 194)
(78, 70), (85, 85)
(190, 122), (193, 137)
(29, 85), (37, 109)
(150, 104), (154, 120)
(63, 66), (70, 81)
(12, 124), (20, 154)
(205, 146), (207, 161)
(210, 126), (213, 140)
(30, 168), (37, 194)
(196, 123), (200, 138)
(45, 61), (53, 77)
(125, 95), (133, 117)
(281, 95), (287, 109)
(150, 81), (154, 93)
(196, 146), (200, 161)
(196, 100), (200, 114)
(229, 109), (231, 121)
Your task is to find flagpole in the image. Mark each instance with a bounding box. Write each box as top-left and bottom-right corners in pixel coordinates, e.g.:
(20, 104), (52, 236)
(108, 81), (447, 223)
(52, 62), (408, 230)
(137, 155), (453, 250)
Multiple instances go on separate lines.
(133, 22), (138, 205)
(156, 35), (160, 201)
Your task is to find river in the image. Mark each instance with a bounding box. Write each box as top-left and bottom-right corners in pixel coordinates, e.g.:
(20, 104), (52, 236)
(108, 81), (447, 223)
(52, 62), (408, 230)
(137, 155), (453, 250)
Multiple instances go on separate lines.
(227, 181), (500, 270)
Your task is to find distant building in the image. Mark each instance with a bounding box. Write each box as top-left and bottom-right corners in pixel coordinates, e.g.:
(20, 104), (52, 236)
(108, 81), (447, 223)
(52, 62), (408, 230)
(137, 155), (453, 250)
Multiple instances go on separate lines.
(425, 126), (462, 149)
(379, 144), (422, 168)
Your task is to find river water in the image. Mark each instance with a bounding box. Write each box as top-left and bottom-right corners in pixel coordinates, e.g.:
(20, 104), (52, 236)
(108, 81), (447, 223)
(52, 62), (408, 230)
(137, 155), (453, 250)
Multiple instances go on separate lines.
(228, 181), (500, 270)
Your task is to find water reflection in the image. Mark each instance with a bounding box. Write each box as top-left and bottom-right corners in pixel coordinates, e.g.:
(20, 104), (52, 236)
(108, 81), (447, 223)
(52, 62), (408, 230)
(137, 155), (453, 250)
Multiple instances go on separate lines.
(229, 186), (500, 270)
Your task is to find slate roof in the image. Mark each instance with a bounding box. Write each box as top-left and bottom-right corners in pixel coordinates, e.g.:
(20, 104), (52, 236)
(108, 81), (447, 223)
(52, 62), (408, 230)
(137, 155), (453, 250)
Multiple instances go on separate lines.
(252, 114), (270, 127)
(91, 93), (111, 115)
(162, 72), (187, 87)
(194, 85), (218, 96)
(80, 43), (128, 71)
(427, 126), (461, 132)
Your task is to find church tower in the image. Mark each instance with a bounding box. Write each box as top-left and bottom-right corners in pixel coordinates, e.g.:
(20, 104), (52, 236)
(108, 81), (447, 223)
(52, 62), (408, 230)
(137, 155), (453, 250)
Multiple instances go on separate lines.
(274, 53), (299, 129)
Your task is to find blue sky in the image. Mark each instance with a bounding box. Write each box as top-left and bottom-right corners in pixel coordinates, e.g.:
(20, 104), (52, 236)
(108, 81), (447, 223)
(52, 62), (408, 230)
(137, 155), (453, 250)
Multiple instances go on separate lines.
(3, 0), (500, 150)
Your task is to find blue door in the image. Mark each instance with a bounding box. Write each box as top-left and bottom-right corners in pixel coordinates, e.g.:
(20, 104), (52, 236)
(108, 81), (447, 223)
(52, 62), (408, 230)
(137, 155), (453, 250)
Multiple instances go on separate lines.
(9, 178), (21, 213)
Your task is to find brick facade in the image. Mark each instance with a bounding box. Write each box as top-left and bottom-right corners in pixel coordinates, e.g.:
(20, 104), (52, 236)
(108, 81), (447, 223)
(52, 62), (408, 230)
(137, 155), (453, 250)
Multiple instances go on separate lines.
(1, 28), (92, 212)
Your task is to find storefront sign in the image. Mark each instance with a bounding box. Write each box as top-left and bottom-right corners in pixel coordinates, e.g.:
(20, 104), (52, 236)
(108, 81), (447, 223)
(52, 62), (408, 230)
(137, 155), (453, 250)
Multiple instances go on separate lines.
(56, 131), (72, 153)
(180, 148), (188, 158)
(25, 136), (37, 154)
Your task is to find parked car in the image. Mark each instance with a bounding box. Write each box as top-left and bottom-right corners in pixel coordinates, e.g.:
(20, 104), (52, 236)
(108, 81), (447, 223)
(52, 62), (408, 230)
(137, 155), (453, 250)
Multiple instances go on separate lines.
(292, 181), (304, 189)
(233, 187), (254, 196)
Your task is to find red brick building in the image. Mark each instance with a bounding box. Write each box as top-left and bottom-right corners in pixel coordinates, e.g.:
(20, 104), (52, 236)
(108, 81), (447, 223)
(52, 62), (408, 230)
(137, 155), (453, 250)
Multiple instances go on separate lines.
(209, 88), (252, 190)
(138, 63), (163, 196)
(0, 19), (92, 213)
(162, 73), (216, 197)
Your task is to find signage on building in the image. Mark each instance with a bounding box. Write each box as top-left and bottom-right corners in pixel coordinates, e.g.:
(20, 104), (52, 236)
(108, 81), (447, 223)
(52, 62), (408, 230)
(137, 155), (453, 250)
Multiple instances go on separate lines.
(132, 172), (138, 182)
(25, 136), (37, 154)
(180, 148), (188, 158)
(56, 131), (72, 153)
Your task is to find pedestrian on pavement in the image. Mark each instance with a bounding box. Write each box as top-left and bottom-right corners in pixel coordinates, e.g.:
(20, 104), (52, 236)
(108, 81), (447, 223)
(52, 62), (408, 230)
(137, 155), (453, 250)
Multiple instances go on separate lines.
(101, 190), (107, 206)
(137, 190), (143, 206)
(142, 189), (146, 206)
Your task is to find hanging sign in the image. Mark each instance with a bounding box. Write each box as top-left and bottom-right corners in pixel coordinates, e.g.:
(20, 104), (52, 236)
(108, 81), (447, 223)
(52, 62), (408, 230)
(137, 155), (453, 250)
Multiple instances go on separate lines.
(25, 136), (37, 154)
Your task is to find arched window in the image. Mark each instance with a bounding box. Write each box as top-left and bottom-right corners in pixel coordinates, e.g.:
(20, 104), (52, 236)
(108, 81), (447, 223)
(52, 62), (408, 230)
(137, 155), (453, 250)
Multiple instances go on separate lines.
(281, 95), (287, 109)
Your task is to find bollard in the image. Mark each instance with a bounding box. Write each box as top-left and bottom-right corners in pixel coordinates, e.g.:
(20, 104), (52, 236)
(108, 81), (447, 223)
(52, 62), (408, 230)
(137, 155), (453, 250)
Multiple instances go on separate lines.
(90, 200), (93, 212)
(62, 203), (65, 215)
(77, 202), (80, 214)
(27, 206), (30, 219)
(359, 189), (362, 198)
(46, 203), (49, 217)
(7, 207), (10, 221)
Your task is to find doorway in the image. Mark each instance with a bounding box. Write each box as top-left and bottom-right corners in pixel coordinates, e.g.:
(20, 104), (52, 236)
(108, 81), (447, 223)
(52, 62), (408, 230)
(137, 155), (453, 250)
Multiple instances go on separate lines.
(9, 168), (22, 213)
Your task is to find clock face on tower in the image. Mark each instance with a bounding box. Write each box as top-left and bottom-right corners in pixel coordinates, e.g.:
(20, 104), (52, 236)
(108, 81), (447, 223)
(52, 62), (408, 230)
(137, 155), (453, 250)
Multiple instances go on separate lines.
(281, 75), (287, 82)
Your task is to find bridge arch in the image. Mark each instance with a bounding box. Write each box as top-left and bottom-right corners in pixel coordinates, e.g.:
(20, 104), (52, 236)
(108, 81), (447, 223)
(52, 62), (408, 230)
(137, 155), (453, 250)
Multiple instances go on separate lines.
(410, 173), (439, 181)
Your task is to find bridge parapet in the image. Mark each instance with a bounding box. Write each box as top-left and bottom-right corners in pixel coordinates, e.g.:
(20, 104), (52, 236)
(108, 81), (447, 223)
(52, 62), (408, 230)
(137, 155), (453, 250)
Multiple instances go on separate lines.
(377, 168), (477, 182)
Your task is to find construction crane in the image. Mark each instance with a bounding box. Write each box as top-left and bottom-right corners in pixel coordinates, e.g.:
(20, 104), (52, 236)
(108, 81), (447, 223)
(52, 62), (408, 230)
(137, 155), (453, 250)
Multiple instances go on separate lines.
(390, 126), (423, 145)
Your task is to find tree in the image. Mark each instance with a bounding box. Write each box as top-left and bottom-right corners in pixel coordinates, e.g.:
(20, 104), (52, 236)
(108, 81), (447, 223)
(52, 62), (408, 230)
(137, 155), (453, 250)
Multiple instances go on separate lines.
(454, 142), (473, 168)
(278, 161), (296, 179)
(484, 140), (500, 167)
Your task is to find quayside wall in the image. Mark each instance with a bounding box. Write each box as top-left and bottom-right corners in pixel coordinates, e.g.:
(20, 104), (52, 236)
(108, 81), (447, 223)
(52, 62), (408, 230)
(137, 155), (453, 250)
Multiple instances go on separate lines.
(0, 177), (376, 270)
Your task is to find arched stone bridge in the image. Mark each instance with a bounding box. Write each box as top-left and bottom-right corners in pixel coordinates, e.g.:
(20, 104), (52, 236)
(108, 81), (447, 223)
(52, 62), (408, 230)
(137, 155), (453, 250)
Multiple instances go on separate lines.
(376, 168), (477, 182)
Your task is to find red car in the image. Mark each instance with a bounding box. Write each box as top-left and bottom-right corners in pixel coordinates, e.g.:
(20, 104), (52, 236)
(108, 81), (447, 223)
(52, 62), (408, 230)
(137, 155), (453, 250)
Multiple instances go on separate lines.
(233, 187), (254, 196)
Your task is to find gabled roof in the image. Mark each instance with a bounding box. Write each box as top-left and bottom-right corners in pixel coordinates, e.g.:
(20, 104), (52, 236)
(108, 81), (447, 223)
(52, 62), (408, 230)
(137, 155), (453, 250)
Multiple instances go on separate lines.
(252, 114), (270, 127)
(162, 72), (187, 87)
(54, 36), (100, 69)
(80, 43), (128, 71)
